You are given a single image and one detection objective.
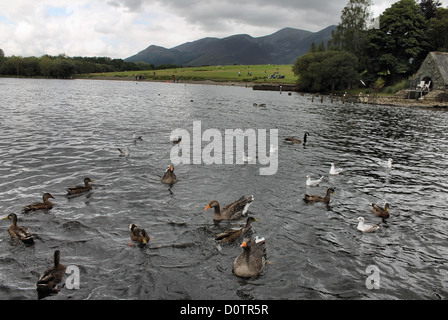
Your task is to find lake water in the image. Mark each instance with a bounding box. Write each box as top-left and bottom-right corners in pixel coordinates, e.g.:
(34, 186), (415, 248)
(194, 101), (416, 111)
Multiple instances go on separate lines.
(0, 77), (448, 300)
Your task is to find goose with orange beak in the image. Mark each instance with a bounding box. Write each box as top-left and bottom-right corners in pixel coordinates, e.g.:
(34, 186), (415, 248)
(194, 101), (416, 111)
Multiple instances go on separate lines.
(233, 236), (266, 278)
(205, 195), (254, 222)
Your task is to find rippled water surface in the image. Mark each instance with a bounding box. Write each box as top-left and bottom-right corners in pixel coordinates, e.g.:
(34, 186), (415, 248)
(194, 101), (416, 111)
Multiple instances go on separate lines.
(1, 78), (448, 300)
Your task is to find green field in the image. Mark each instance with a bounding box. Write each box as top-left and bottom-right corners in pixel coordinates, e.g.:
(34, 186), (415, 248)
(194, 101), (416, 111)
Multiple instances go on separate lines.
(77, 64), (298, 84)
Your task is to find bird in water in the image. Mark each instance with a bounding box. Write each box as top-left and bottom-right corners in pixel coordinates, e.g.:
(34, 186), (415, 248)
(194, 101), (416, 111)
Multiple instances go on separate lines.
(285, 132), (309, 145)
(371, 202), (390, 222)
(2, 213), (34, 245)
(303, 188), (335, 204)
(161, 164), (178, 185)
(205, 195), (254, 222)
(357, 217), (380, 233)
(129, 223), (151, 247)
(23, 193), (55, 213)
(66, 177), (94, 196)
(233, 236), (267, 278)
(133, 131), (143, 141)
(378, 158), (393, 168)
(36, 250), (66, 294)
(329, 163), (343, 175)
(215, 217), (258, 243)
(306, 175), (324, 187)
(171, 137), (182, 144)
(118, 147), (131, 157)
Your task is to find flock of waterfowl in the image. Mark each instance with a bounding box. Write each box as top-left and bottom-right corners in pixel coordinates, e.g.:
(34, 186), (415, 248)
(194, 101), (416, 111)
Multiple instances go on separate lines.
(1, 127), (394, 298)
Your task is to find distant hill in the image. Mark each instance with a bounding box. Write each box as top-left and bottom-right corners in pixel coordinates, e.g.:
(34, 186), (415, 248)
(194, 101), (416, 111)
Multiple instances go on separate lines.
(125, 25), (337, 66)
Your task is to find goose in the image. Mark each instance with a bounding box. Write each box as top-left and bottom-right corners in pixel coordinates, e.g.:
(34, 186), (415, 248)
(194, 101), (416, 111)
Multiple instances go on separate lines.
(306, 175), (324, 187)
(285, 132), (309, 145)
(205, 195), (254, 222)
(36, 250), (66, 293)
(2, 213), (34, 244)
(233, 236), (267, 278)
(23, 193), (55, 213)
(66, 177), (94, 195)
(303, 188), (334, 204)
(129, 223), (151, 247)
(357, 217), (380, 233)
(329, 163), (343, 175)
(161, 164), (178, 185)
(215, 217), (258, 243)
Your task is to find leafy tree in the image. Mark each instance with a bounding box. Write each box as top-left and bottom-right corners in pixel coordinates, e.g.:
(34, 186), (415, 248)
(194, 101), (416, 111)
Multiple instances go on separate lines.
(428, 7), (448, 51)
(293, 50), (359, 92)
(419, 0), (441, 20)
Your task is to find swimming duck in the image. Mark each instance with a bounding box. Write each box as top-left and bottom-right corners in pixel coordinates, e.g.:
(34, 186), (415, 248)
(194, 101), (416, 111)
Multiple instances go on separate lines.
(306, 175), (324, 187)
(2, 213), (34, 244)
(205, 195), (254, 222)
(172, 137), (182, 144)
(303, 188), (335, 204)
(161, 164), (178, 185)
(285, 132), (309, 145)
(118, 147), (131, 157)
(215, 217), (258, 243)
(36, 250), (66, 293)
(357, 217), (380, 233)
(129, 223), (151, 247)
(23, 193), (55, 213)
(233, 236), (267, 278)
(329, 163), (343, 175)
(66, 177), (94, 195)
(371, 202), (390, 220)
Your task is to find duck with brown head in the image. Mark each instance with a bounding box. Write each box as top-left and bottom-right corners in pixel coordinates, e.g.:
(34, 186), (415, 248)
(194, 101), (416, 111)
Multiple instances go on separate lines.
(2, 213), (34, 244)
(23, 193), (55, 213)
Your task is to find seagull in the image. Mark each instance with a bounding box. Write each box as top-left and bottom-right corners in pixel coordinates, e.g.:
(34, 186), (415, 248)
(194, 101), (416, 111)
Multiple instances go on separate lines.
(133, 131), (143, 141)
(329, 163), (343, 175)
(306, 175), (324, 187)
(357, 217), (380, 233)
(378, 158), (393, 168)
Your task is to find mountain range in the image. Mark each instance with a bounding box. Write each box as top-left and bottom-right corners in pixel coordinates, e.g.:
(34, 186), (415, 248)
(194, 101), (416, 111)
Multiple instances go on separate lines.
(125, 25), (337, 66)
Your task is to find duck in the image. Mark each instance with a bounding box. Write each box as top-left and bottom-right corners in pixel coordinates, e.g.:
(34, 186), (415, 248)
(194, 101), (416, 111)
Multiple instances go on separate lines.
(36, 250), (66, 293)
(329, 163), (343, 175)
(129, 223), (151, 247)
(161, 164), (178, 185)
(306, 175), (324, 187)
(23, 193), (55, 213)
(371, 202), (390, 221)
(215, 217), (258, 243)
(172, 137), (182, 144)
(205, 195), (254, 222)
(66, 177), (94, 195)
(357, 217), (380, 233)
(118, 147), (131, 157)
(303, 188), (335, 204)
(285, 132), (309, 145)
(2, 213), (34, 244)
(233, 236), (267, 278)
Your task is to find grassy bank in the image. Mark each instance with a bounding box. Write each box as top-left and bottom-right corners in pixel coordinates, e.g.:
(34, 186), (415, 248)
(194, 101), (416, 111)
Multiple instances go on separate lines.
(75, 64), (297, 84)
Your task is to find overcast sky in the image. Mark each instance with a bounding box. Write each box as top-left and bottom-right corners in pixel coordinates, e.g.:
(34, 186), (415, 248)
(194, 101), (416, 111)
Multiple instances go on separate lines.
(1, 0), (447, 59)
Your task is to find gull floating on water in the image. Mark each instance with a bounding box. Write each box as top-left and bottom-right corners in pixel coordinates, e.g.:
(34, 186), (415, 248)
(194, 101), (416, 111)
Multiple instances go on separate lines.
(329, 163), (343, 175)
(306, 175), (324, 187)
(357, 217), (380, 233)
(378, 158), (393, 168)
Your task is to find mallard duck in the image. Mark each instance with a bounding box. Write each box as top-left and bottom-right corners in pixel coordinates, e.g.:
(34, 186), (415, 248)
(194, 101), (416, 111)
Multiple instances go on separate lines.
(371, 202), (390, 220)
(2, 213), (34, 244)
(357, 217), (380, 233)
(23, 193), (55, 213)
(233, 236), (267, 278)
(329, 163), (343, 175)
(306, 175), (324, 187)
(129, 223), (151, 247)
(215, 217), (258, 243)
(66, 177), (94, 195)
(205, 195), (254, 222)
(161, 164), (178, 185)
(285, 132), (309, 145)
(303, 188), (334, 204)
(36, 250), (66, 293)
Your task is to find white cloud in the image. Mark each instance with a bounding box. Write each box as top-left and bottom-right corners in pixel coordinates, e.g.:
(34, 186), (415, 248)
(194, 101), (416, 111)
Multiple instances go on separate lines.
(1, 0), (447, 59)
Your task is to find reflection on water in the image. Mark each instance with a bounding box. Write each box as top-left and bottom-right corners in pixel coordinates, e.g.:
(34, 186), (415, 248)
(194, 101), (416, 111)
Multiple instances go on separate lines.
(1, 78), (448, 300)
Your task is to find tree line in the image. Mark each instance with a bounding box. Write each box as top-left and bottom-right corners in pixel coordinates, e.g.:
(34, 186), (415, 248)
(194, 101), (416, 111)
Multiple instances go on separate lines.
(293, 0), (448, 92)
(0, 51), (181, 79)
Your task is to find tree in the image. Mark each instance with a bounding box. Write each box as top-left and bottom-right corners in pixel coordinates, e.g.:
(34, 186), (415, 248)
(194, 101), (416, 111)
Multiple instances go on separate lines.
(293, 50), (359, 92)
(419, 0), (441, 20)
(428, 7), (448, 51)
(329, 0), (373, 64)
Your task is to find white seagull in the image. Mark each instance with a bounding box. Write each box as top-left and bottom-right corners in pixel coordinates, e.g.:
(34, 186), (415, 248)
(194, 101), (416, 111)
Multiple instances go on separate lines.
(306, 175), (324, 187)
(357, 217), (380, 233)
(329, 163), (343, 175)
(378, 158), (393, 168)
